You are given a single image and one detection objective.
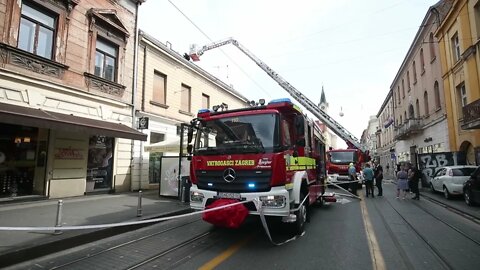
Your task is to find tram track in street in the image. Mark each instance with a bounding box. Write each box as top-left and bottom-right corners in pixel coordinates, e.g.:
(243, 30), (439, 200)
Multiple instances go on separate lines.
(19, 218), (212, 270)
(419, 193), (480, 226)
(376, 196), (480, 270)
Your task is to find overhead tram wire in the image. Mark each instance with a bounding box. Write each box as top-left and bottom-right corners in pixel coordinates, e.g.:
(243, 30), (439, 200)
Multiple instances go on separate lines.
(167, 0), (272, 99)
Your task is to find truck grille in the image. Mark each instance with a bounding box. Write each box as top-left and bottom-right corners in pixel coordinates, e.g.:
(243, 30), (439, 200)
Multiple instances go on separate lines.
(196, 170), (272, 193)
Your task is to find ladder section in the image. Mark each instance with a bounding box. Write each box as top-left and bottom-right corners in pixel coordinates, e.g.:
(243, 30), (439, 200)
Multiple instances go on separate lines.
(191, 38), (364, 151)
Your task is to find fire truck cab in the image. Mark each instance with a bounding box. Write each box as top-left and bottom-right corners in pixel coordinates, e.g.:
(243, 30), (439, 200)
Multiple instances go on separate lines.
(187, 98), (330, 234)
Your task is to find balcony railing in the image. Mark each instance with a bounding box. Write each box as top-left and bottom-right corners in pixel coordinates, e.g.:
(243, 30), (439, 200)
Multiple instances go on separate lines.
(394, 118), (423, 140)
(462, 99), (480, 130)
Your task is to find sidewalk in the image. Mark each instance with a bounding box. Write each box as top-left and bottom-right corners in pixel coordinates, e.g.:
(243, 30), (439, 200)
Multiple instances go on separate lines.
(0, 190), (191, 266)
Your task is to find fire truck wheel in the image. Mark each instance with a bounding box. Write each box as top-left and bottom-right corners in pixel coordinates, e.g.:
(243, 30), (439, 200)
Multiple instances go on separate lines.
(291, 191), (307, 235)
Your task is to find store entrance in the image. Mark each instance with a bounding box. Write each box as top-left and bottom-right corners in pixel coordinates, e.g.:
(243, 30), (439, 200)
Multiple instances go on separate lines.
(0, 123), (42, 198)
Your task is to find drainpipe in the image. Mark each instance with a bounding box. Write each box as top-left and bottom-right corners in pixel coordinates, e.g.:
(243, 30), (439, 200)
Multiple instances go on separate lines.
(131, 0), (143, 191)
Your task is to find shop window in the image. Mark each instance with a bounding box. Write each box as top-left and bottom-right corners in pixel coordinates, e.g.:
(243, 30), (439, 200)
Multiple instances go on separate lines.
(0, 123), (39, 197)
(87, 136), (114, 191)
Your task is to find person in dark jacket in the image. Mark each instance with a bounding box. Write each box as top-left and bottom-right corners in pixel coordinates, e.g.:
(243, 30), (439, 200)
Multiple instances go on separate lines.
(408, 166), (420, 200)
(374, 162), (384, 196)
(363, 163), (375, 198)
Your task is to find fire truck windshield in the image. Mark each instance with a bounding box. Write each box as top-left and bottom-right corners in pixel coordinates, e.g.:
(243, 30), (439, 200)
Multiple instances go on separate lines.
(194, 113), (279, 155)
(328, 151), (358, 164)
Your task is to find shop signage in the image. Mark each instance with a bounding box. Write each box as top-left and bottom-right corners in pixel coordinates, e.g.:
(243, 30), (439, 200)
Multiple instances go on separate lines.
(54, 148), (84, 160)
(138, 117), (149, 129)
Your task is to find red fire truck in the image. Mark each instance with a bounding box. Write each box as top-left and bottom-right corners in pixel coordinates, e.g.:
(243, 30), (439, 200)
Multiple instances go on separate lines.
(185, 38), (366, 234)
(187, 98), (331, 234)
(326, 148), (369, 188)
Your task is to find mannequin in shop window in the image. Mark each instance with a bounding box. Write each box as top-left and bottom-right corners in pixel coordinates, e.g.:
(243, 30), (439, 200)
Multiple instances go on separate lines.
(102, 148), (113, 189)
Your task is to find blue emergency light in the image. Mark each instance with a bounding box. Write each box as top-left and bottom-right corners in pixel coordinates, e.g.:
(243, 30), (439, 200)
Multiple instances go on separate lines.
(248, 183), (256, 189)
(207, 183), (213, 187)
(198, 109), (210, 114)
(268, 98), (292, 105)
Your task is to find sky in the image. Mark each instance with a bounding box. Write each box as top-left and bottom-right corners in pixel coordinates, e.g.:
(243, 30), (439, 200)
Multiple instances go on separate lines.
(139, 0), (439, 147)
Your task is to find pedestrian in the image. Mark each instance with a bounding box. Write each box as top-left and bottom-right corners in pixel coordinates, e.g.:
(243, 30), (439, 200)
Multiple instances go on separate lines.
(374, 162), (384, 196)
(348, 163), (358, 196)
(408, 166), (420, 200)
(363, 163), (375, 198)
(396, 165), (409, 199)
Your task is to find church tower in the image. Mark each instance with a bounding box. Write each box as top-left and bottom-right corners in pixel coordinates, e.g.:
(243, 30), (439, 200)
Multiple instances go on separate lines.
(318, 86), (329, 112)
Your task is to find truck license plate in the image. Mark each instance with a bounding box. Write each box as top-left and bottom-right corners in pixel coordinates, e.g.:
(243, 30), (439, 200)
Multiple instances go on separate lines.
(217, 192), (241, 199)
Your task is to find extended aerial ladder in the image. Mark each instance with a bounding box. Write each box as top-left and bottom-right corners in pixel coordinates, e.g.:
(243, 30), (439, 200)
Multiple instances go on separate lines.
(188, 37), (366, 152)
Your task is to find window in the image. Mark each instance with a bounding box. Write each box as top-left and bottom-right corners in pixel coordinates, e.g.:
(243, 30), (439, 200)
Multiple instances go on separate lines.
(416, 99), (420, 118)
(180, 84), (191, 112)
(407, 71), (411, 91)
(95, 38), (118, 82)
(420, 48), (425, 73)
(475, 3), (480, 39)
(429, 33), (436, 60)
(202, 94), (210, 109)
(452, 33), (461, 62)
(424, 91), (429, 116)
(412, 61), (417, 82)
(408, 104), (414, 119)
(456, 83), (467, 118)
(402, 79), (405, 98)
(404, 111), (407, 122)
(434, 81), (441, 109)
(18, 2), (56, 59)
(153, 71), (167, 104)
(397, 86), (401, 104)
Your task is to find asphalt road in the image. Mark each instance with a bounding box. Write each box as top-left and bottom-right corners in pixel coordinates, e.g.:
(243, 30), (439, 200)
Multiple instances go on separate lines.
(7, 183), (480, 270)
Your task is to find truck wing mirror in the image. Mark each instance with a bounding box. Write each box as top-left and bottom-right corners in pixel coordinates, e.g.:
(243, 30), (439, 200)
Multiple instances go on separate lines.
(187, 144), (193, 154)
(187, 127), (194, 143)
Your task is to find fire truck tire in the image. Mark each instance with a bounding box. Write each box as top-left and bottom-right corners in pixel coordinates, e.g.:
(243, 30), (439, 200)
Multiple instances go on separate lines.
(291, 191), (307, 235)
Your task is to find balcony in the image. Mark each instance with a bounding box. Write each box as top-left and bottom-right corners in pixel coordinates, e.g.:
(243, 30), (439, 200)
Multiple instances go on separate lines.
(461, 99), (480, 130)
(394, 118), (423, 140)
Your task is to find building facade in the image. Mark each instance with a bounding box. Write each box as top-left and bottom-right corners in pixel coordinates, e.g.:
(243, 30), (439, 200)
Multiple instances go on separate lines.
(391, 1), (451, 167)
(376, 90), (396, 179)
(0, 0), (147, 199)
(133, 31), (249, 195)
(435, 0), (480, 165)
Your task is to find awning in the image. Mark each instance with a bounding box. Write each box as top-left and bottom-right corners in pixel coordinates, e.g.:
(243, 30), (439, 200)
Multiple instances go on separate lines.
(144, 138), (185, 152)
(0, 103), (147, 141)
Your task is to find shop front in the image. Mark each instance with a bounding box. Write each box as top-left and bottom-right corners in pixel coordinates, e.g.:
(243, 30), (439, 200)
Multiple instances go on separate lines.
(0, 123), (46, 198)
(0, 103), (147, 199)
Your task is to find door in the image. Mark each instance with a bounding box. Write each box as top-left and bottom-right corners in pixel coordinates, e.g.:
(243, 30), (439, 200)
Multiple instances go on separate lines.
(432, 168), (446, 191)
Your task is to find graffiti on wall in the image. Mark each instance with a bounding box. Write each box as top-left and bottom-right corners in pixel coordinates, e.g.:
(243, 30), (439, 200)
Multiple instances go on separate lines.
(417, 152), (466, 186)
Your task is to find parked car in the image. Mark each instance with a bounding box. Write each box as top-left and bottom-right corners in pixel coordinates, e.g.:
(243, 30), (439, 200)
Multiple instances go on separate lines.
(429, 165), (478, 199)
(463, 166), (480, 206)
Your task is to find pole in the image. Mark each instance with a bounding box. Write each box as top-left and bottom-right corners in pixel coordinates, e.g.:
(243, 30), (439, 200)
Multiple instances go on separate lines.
(137, 190), (143, 217)
(54, 200), (63, 235)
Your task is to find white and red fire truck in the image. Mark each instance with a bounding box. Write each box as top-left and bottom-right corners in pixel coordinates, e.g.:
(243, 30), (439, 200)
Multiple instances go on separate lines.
(185, 38), (366, 234)
(187, 98), (331, 234)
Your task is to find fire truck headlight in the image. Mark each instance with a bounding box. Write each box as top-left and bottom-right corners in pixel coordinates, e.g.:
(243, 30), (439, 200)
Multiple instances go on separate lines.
(260, 195), (286, 208)
(191, 191), (204, 202)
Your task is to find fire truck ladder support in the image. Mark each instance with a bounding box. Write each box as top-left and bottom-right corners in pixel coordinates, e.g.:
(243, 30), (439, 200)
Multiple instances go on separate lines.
(190, 38), (366, 151)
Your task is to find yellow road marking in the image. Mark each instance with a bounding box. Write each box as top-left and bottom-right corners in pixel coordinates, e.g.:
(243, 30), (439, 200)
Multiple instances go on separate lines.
(359, 193), (386, 270)
(198, 234), (254, 270)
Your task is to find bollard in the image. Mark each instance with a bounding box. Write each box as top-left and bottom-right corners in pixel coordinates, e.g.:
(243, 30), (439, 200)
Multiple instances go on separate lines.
(137, 190), (143, 217)
(181, 186), (186, 203)
(53, 200), (63, 235)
